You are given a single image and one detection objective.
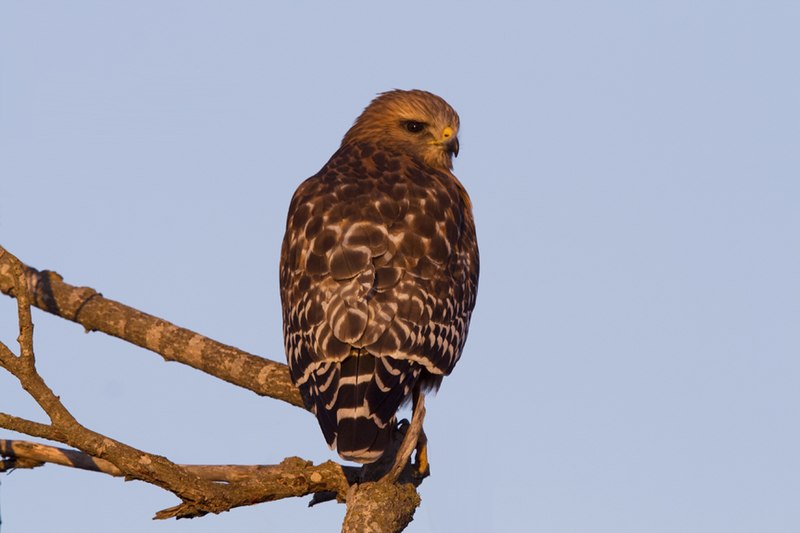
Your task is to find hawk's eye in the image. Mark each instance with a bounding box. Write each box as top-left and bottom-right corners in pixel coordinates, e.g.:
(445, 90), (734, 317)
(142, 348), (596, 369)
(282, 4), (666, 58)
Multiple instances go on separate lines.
(404, 121), (425, 133)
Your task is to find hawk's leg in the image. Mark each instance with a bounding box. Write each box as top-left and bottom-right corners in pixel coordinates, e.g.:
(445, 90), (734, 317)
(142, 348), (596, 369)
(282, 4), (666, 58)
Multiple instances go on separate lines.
(381, 384), (427, 482)
(412, 385), (430, 477)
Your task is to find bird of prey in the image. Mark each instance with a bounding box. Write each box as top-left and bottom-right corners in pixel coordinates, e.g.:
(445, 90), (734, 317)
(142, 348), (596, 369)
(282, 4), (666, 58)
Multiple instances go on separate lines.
(280, 89), (479, 464)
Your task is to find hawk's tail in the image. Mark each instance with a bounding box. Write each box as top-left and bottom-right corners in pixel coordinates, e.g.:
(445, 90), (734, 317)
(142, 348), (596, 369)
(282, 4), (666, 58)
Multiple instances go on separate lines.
(303, 351), (420, 464)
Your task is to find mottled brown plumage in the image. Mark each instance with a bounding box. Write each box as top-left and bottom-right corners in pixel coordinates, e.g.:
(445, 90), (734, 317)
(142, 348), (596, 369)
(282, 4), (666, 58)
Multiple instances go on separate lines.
(280, 90), (479, 463)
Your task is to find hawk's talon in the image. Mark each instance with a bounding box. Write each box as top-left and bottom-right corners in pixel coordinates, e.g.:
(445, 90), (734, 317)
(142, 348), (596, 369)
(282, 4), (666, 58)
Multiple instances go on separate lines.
(396, 419), (410, 433)
(414, 432), (430, 478)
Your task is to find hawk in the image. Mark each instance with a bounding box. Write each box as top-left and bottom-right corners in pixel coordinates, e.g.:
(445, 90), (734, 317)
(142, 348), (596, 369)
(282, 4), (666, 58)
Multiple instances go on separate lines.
(280, 89), (479, 463)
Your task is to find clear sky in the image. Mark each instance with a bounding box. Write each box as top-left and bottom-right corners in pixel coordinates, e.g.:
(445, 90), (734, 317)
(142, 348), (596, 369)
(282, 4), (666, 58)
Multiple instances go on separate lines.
(1, 2), (799, 532)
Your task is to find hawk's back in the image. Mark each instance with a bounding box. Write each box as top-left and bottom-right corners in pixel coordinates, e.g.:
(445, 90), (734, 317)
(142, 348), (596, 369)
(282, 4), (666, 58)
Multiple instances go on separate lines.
(280, 136), (478, 463)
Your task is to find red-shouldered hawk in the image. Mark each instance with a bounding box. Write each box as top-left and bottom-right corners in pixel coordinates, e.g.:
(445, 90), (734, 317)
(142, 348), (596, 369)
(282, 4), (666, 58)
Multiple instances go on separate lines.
(280, 89), (479, 463)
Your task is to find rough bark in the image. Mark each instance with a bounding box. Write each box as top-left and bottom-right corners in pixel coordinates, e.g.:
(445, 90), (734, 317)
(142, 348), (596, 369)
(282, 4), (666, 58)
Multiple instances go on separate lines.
(0, 247), (425, 531)
(0, 252), (303, 408)
(342, 482), (421, 533)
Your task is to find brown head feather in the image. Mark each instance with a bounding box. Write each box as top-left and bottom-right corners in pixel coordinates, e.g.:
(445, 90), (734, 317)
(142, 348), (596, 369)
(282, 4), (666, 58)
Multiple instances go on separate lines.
(341, 89), (461, 170)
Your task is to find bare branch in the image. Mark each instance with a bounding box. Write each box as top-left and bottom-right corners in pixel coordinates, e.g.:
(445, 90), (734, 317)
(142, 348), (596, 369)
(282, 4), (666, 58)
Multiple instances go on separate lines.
(0, 247), (424, 530)
(0, 439), (351, 514)
(0, 435), (351, 521)
(0, 247), (35, 362)
(0, 413), (63, 441)
(1, 439), (120, 475)
(342, 481), (420, 533)
(0, 248), (314, 516)
(153, 457), (351, 519)
(0, 248), (303, 408)
(0, 439), (357, 484)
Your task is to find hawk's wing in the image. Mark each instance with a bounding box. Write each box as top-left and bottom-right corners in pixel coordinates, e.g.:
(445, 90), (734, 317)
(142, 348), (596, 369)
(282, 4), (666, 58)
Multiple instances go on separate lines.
(280, 141), (479, 461)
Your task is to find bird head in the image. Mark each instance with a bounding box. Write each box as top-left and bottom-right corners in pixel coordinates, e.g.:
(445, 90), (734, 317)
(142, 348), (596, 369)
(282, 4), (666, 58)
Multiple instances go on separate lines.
(342, 89), (461, 171)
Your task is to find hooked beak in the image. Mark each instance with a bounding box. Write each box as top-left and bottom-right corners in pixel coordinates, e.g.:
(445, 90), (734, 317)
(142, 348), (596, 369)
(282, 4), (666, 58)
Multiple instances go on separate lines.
(439, 126), (459, 158)
(447, 137), (460, 158)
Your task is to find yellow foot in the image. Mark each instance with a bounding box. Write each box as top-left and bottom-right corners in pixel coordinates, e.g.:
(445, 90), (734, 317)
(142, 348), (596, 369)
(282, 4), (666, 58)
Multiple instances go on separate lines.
(414, 431), (430, 477)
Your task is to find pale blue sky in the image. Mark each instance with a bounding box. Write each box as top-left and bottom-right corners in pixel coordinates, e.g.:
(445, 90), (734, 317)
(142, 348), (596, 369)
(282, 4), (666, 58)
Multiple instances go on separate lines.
(1, 2), (799, 532)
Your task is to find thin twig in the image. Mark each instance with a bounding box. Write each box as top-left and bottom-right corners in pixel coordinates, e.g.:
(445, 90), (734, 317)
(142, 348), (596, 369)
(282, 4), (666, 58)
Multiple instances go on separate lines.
(0, 247), (35, 362)
(0, 413), (63, 441)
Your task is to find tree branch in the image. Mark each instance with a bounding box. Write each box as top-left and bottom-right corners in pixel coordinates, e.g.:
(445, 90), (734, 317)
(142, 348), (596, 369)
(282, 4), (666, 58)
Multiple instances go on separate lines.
(0, 439), (353, 516)
(342, 481), (421, 533)
(1, 439), (122, 475)
(0, 323), (353, 518)
(0, 246), (424, 530)
(0, 250), (235, 514)
(0, 413), (64, 442)
(0, 249), (303, 408)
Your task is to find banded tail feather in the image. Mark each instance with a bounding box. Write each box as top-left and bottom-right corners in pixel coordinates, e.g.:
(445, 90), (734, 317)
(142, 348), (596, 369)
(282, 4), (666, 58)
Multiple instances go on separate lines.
(301, 350), (420, 463)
